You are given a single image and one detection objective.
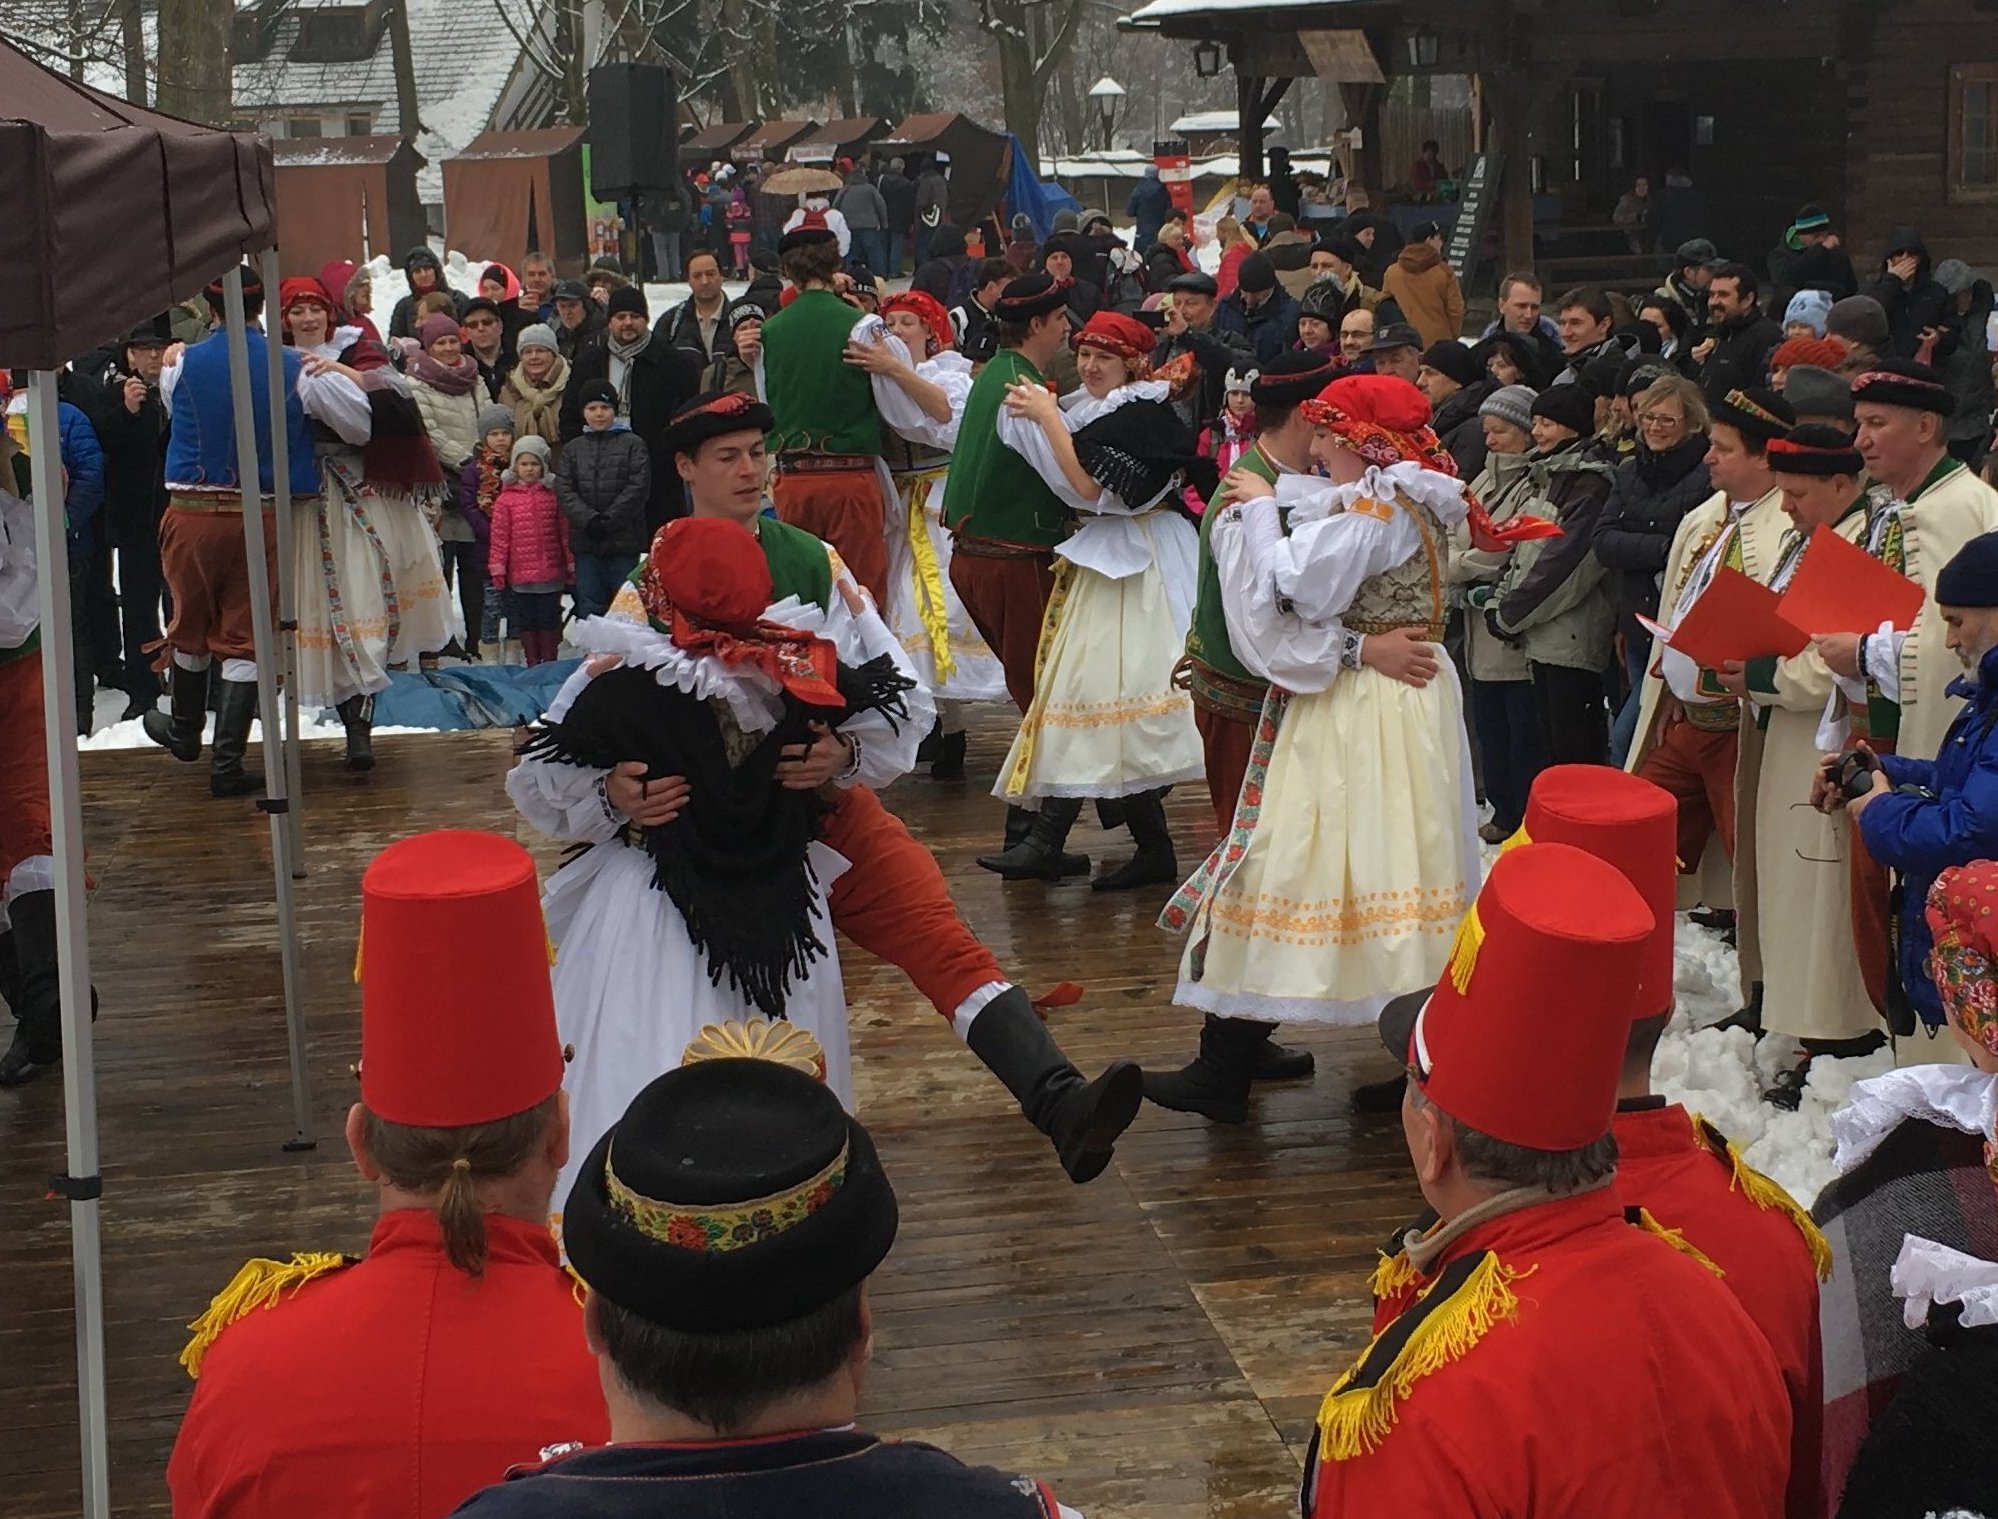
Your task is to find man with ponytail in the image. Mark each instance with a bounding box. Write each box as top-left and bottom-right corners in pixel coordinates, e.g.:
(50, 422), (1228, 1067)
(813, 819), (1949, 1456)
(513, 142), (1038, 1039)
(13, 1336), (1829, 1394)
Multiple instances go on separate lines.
(168, 831), (606, 1518)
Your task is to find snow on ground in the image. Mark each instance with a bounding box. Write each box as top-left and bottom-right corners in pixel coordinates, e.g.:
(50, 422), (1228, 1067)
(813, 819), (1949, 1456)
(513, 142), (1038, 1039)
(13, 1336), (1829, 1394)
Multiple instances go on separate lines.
(1656, 916), (1893, 1210)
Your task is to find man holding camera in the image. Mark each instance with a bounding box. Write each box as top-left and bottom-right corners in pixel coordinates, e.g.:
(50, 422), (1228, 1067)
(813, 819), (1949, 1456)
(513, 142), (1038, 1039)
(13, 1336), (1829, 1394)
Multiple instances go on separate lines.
(1818, 530), (1998, 1044)
(1810, 362), (1998, 1027)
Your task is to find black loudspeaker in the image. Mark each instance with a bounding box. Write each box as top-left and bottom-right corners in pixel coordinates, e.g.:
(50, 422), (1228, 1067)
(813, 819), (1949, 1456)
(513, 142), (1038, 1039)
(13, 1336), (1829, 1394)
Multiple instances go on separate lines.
(588, 63), (677, 200)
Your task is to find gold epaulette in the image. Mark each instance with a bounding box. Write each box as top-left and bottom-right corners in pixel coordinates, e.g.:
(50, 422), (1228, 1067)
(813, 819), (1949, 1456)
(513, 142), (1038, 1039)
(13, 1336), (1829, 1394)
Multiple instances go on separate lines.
(179, 1252), (354, 1380)
(1694, 1115), (1834, 1281)
(1369, 1247), (1422, 1302)
(1316, 1249), (1531, 1462)
(1627, 1205), (1726, 1277)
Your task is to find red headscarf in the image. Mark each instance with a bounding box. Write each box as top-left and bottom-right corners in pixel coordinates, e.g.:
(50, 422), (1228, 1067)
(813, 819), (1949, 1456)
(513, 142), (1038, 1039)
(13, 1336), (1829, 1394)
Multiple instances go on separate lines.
(278, 276), (335, 327)
(1301, 374), (1560, 552)
(881, 290), (953, 355)
(637, 518), (845, 709)
(1071, 311), (1157, 370)
(1926, 862), (1998, 1057)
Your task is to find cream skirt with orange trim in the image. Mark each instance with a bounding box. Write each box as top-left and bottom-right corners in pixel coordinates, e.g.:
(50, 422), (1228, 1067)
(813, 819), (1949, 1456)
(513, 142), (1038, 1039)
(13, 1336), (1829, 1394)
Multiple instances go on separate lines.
(1166, 663), (1479, 1024)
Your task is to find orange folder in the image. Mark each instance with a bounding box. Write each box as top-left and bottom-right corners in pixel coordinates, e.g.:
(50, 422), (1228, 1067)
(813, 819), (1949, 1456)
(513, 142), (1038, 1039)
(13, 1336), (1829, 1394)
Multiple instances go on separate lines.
(1645, 567), (1808, 670)
(1776, 525), (1926, 637)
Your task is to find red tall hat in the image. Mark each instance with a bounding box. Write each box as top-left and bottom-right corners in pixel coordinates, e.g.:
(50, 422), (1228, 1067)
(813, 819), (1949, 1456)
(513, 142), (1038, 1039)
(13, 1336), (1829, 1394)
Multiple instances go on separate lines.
(1518, 765), (1678, 1021)
(357, 830), (563, 1128)
(1380, 843), (1654, 1151)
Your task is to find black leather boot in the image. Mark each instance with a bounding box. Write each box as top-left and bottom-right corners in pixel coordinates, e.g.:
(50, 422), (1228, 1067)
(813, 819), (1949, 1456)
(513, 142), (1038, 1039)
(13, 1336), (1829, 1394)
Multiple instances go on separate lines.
(142, 661), (207, 762)
(977, 797), (1086, 880)
(1094, 796), (1128, 831)
(1250, 1041), (1316, 1081)
(931, 729), (967, 781)
(963, 986), (1143, 1183)
(1092, 789), (1178, 892)
(0, 890), (65, 1086)
(208, 678), (264, 798)
(1711, 982), (1764, 1038)
(338, 693), (375, 771)
(1141, 1014), (1268, 1123)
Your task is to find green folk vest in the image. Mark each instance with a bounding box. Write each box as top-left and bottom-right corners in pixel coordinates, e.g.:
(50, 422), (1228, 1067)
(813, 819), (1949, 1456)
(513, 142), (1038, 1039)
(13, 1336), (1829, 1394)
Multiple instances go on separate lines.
(1184, 444), (1284, 687)
(939, 349), (1070, 550)
(762, 290), (882, 457)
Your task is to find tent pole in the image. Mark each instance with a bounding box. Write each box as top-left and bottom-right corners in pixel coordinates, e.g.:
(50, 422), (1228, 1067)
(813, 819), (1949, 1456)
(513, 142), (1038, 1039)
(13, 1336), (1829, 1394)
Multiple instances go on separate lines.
(26, 371), (111, 1519)
(220, 269), (317, 1150)
(258, 247), (306, 875)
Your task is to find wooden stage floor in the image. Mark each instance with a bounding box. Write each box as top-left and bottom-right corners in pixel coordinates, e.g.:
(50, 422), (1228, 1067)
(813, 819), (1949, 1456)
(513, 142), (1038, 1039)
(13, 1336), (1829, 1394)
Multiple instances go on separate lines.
(1, 714), (1419, 1518)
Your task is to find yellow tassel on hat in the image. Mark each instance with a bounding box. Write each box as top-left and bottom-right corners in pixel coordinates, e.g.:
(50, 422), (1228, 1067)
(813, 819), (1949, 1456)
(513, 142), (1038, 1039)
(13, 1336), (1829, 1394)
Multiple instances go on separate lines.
(1632, 1207), (1726, 1277)
(1445, 904), (1484, 995)
(1695, 1114), (1834, 1281)
(179, 1252), (352, 1379)
(1369, 1248), (1422, 1303)
(1316, 1252), (1530, 1461)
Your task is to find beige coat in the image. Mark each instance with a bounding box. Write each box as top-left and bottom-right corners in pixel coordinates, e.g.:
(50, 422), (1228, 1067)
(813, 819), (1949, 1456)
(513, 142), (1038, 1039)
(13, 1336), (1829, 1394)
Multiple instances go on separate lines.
(408, 373), (483, 472)
(1379, 243), (1465, 348)
(1451, 450), (1540, 683)
(1736, 506), (1879, 1041)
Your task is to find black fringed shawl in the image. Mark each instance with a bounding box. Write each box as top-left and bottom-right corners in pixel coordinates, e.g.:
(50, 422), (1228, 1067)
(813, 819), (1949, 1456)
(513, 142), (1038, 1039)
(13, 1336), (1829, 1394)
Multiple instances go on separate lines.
(521, 653), (913, 1017)
(1071, 396), (1219, 512)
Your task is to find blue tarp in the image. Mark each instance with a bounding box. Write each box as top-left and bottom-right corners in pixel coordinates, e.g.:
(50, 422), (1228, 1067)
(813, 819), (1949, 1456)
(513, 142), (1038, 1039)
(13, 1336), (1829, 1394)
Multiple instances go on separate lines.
(1005, 134), (1081, 239)
(362, 660), (581, 731)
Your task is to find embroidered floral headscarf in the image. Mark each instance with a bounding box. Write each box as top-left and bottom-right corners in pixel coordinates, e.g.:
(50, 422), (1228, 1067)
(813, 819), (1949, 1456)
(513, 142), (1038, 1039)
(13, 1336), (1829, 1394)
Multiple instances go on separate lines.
(1926, 863), (1998, 1058)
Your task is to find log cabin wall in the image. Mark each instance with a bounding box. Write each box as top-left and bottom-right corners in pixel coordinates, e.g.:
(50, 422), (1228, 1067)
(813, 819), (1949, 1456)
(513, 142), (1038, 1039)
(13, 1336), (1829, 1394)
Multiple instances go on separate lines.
(1841, 0), (1998, 270)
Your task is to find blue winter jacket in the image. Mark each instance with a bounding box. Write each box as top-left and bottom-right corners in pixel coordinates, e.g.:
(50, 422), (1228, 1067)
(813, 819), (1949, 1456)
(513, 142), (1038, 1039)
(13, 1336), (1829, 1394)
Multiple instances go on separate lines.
(1858, 641), (1998, 1029)
(58, 401), (105, 563)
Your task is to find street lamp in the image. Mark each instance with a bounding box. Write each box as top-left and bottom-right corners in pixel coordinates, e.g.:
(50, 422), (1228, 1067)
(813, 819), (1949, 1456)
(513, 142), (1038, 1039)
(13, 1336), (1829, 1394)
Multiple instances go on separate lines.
(1405, 28), (1440, 68)
(1088, 75), (1127, 151)
(1193, 39), (1223, 78)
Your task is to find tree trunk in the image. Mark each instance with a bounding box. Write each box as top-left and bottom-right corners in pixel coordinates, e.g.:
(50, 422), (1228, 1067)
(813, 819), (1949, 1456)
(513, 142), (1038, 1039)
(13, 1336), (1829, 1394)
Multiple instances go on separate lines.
(986, 0), (1083, 155)
(155, 0), (232, 124)
(121, 0), (147, 104)
(387, 0), (422, 144)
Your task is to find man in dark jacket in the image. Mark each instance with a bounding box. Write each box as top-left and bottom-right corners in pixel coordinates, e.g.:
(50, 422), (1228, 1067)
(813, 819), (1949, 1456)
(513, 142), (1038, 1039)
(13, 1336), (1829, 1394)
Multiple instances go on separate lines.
(1142, 213), (1195, 291)
(1418, 339), (1494, 478)
(1935, 259), (1996, 467)
(1766, 203), (1858, 315)
(1863, 226), (1957, 361)
(551, 279), (607, 365)
(877, 157), (916, 276)
(1695, 262), (1783, 398)
(1127, 165), (1172, 251)
(1154, 271), (1256, 430)
(654, 250), (730, 366)
(560, 287), (702, 533)
(913, 159), (950, 265)
(1654, 239), (1717, 347)
(93, 325), (174, 718)
(387, 247), (463, 341)
(1215, 253), (1299, 365)
(911, 225), (970, 306)
(950, 257), (1013, 361)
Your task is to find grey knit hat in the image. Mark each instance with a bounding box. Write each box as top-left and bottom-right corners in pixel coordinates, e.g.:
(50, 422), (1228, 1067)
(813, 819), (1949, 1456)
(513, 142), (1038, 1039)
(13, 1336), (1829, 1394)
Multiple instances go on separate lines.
(506, 435), (552, 478)
(516, 322), (560, 355)
(1782, 365), (1856, 422)
(477, 404), (516, 437)
(1479, 384), (1536, 433)
(1826, 295), (1890, 349)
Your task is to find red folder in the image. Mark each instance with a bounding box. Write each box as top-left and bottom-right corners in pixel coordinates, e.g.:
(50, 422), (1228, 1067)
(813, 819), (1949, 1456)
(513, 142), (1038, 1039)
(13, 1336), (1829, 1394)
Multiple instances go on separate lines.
(1776, 524), (1926, 637)
(1656, 567), (1809, 669)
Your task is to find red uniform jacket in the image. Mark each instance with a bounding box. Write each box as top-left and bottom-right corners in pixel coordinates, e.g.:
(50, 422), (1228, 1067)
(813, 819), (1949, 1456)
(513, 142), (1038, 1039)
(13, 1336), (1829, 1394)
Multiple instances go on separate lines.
(169, 1209), (608, 1519)
(1614, 1100), (1825, 1519)
(1311, 1189), (1790, 1519)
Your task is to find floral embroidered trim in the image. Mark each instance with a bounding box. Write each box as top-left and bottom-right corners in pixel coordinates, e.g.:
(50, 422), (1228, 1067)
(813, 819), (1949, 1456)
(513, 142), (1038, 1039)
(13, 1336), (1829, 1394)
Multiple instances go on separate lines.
(604, 1138), (849, 1253)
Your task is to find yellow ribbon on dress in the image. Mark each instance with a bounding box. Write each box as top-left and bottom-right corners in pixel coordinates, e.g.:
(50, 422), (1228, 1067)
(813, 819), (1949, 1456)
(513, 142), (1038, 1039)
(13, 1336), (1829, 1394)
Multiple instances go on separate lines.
(1000, 559), (1076, 799)
(903, 470), (955, 683)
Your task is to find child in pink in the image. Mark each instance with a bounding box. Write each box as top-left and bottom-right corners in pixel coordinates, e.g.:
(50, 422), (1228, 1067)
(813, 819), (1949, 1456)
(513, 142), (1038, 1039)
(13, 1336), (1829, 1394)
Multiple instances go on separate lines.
(487, 436), (572, 665)
(1189, 369), (1260, 513)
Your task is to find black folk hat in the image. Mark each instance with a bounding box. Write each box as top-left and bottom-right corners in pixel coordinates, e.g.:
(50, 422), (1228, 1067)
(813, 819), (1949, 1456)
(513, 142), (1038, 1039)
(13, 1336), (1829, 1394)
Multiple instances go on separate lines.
(564, 1058), (899, 1331)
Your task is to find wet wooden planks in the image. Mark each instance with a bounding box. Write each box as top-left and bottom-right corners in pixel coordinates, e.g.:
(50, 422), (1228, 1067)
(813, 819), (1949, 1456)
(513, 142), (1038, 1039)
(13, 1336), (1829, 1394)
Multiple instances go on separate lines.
(0, 713), (1419, 1517)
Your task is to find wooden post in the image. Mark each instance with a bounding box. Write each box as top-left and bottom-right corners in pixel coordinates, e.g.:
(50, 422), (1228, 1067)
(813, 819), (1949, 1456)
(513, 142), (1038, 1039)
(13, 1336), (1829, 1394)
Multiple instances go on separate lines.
(1490, 74), (1535, 281)
(1338, 81), (1384, 198)
(1237, 69), (1265, 184)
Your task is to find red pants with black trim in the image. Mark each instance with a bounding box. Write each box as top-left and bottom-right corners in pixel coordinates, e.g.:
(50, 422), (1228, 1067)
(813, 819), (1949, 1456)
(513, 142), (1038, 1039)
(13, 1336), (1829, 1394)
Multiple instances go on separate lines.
(1636, 712), (1738, 869)
(1194, 700), (1254, 835)
(821, 783), (1003, 1020)
(157, 504), (280, 664)
(772, 466), (889, 607)
(0, 650), (53, 885)
(949, 548), (1055, 715)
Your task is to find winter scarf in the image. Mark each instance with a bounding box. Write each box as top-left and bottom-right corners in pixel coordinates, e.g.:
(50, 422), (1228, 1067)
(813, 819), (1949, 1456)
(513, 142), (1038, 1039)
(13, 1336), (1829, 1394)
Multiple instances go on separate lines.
(502, 355), (568, 442)
(1632, 431), (1709, 492)
(407, 348), (479, 397)
(607, 327), (653, 412)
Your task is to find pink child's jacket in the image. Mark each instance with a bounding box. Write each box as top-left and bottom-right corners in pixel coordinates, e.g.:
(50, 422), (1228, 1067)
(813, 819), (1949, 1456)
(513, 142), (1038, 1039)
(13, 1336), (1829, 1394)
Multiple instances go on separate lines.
(487, 480), (572, 590)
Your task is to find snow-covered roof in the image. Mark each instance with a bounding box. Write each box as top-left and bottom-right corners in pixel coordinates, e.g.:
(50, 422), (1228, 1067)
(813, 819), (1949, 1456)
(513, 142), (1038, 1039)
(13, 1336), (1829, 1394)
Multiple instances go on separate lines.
(1044, 149), (1336, 181)
(1169, 110), (1282, 135)
(231, 0), (521, 202)
(1126, 0), (1357, 22)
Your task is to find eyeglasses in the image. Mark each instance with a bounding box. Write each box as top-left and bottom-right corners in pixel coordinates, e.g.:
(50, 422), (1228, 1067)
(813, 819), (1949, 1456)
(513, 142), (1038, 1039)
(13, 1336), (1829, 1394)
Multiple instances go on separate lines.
(1639, 411), (1685, 429)
(465, 317), (499, 330)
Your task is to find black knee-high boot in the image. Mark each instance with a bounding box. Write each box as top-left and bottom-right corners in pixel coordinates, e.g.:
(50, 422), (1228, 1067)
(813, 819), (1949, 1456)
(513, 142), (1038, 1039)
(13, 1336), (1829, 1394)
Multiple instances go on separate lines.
(963, 986), (1143, 1182)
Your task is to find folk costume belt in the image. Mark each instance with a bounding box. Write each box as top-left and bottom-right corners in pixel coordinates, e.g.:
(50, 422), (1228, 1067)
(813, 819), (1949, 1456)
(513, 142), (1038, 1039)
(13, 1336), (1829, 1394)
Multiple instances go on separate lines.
(1348, 617), (1447, 641)
(775, 452), (873, 475)
(953, 534), (1053, 561)
(1680, 700), (1741, 734)
(1175, 654), (1267, 723)
(167, 491), (307, 514)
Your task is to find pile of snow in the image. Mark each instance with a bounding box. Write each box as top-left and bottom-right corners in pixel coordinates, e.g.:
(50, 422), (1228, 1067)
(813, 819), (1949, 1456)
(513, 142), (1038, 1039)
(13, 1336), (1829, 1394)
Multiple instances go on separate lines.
(355, 248), (739, 327)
